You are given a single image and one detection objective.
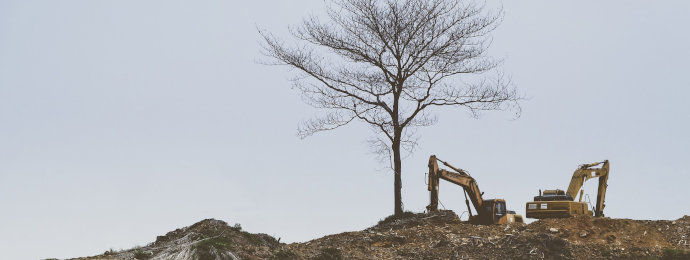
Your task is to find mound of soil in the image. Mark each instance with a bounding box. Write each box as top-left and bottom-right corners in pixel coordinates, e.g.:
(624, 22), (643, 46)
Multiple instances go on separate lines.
(280, 212), (690, 259)
(67, 212), (690, 260)
(70, 219), (280, 260)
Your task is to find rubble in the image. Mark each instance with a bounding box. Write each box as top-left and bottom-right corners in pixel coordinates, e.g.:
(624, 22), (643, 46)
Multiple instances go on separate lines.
(284, 212), (690, 259)
(68, 219), (279, 260)
(67, 212), (690, 260)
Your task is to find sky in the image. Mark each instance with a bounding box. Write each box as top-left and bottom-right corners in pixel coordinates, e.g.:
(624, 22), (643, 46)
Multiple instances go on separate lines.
(1, 1), (689, 259)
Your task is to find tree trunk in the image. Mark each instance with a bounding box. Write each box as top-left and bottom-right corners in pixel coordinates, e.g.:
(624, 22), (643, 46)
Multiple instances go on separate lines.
(392, 134), (403, 216)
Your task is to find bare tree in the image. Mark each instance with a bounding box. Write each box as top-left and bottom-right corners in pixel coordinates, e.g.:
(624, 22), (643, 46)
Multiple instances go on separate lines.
(260, 0), (521, 216)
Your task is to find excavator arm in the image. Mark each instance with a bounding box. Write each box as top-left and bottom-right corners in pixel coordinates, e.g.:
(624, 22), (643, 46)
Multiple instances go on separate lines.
(564, 160), (610, 216)
(427, 155), (484, 217)
(427, 155), (524, 224)
(594, 160), (610, 217)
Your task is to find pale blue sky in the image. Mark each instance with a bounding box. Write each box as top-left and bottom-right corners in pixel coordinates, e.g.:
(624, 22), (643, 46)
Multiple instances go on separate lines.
(1, 1), (689, 259)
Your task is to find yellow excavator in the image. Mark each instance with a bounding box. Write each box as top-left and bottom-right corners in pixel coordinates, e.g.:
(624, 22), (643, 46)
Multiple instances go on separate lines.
(526, 160), (610, 219)
(426, 155), (524, 225)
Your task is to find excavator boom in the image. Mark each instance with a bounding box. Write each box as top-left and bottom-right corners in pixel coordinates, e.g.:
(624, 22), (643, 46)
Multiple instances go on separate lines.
(565, 161), (608, 201)
(428, 157), (483, 211)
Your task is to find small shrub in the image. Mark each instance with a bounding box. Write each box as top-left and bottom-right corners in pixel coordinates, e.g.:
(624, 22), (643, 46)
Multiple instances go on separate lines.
(272, 249), (299, 260)
(232, 223), (242, 231)
(103, 249), (117, 256)
(133, 249), (153, 260)
(195, 236), (234, 251)
(601, 249), (612, 257)
(239, 231), (280, 247)
(396, 249), (416, 257)
(313, 247), (343, 260)
(377, 211), (415, 226)
(662, 248), (690, 260)
(194, 236), (234, 260)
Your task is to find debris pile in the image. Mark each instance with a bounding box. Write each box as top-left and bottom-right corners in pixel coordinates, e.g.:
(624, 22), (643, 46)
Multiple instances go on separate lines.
(281, 212), (690, 259)
(68, 212), (690, 260)
(70, 219), (279, 260)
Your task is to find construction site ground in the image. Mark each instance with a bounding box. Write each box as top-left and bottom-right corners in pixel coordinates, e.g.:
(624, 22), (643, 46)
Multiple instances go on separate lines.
(70, 210), (690, 260)
(285, 211), (690, 259)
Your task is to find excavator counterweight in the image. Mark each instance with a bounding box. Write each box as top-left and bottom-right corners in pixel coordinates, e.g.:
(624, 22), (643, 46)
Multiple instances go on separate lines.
(526, 160), (610, 219)
(426, 155), (523, 225)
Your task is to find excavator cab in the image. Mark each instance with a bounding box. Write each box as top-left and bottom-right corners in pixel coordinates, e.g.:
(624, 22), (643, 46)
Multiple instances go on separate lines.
(534, 189), (573, 201)
(484, 199), (505, 224)
(474, 199), (522, 224)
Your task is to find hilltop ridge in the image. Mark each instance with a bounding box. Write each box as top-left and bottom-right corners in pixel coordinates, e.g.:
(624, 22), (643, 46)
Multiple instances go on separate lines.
(67, 211), (690, 259)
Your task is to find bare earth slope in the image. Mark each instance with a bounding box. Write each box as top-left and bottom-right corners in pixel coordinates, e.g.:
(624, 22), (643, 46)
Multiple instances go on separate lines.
(67, 211), (690, 260)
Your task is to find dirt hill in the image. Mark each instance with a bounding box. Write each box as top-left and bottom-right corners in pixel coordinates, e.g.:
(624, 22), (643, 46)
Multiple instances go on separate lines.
(66, 211), (690, 260)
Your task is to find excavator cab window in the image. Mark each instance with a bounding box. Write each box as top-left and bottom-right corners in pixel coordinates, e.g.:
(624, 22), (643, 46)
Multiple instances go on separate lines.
(484, 204), (494, 217)
(494, 201), (506, 223)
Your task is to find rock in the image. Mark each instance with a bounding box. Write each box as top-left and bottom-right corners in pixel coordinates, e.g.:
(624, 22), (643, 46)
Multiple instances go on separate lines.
(549, 228), (559, 233)
(579, 231), (588, 237)
(433, 239), (450, 248)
